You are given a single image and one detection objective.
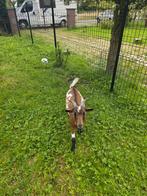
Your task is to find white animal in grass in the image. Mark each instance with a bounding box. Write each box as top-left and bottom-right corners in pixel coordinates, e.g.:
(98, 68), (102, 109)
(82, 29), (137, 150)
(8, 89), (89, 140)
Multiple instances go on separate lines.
(41, 58), (48, 64)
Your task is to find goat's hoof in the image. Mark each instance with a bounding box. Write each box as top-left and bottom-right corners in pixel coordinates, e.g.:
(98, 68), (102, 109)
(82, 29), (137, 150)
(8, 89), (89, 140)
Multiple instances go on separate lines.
(71, 146), (76, 152)
(71, 138), (76, 152)
(71, 144), (76, 152)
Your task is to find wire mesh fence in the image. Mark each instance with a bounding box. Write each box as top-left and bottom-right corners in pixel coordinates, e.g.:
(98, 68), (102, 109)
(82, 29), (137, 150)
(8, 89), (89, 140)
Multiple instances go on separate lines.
(116, 15), (147, 104)
(13, 0), (147, 106)
(69, 2), (146, 105)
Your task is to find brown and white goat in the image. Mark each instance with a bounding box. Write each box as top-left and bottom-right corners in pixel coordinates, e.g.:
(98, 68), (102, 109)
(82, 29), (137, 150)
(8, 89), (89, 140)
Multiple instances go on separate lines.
(66, 78), (93, 151)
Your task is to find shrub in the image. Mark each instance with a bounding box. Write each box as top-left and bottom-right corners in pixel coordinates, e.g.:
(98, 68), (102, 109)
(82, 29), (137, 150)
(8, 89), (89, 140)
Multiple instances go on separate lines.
(54, 43), (70, 68)
(100, 20), (113, 29)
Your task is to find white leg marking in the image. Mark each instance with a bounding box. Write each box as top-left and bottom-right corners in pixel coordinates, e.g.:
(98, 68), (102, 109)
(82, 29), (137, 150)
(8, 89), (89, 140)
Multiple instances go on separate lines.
(72, 133), (75, 138)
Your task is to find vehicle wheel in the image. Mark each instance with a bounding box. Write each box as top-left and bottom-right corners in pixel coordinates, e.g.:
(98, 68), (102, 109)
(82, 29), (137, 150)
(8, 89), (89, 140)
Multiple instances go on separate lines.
(19, 20), (28, 29)
(60, 20), (66, 27)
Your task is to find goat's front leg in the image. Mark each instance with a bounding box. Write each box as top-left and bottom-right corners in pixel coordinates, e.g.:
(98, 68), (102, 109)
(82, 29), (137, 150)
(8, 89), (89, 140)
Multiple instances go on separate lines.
(71, 131), (76, 152)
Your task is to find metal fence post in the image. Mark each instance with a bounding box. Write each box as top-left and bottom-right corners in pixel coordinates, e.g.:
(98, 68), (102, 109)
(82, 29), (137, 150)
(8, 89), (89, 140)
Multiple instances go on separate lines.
(43, 8), (46, 29)
(26, 9), (34, 44)
(51, 0), (57, 49)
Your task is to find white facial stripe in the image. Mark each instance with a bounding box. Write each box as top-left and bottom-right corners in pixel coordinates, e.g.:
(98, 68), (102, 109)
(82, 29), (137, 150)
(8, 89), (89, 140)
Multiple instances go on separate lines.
(77, 106), (81, 113)
(72, 133), (75, 138)
(66, 103), (69, 109)
(67, 93), (72, 100)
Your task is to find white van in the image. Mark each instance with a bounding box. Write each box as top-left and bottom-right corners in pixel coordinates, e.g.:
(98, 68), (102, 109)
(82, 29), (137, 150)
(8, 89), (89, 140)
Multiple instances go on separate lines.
(16, 0), (77, 28)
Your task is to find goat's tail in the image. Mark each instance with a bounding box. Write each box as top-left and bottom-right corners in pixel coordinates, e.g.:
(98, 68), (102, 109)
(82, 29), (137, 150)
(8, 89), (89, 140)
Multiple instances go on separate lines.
(70, 78), (79, 88)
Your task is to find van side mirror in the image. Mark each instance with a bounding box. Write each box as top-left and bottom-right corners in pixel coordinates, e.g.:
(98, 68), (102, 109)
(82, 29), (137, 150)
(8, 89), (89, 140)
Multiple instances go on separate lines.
(21, 6), (26, 13)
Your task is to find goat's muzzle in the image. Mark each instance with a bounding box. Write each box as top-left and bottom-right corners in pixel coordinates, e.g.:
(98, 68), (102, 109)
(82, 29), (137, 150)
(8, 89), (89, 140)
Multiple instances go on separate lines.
(77, 124), (83, 134)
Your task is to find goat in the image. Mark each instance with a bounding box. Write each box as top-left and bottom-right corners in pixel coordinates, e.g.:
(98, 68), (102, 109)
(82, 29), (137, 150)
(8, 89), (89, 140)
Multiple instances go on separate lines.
(65, 78), (93, 151)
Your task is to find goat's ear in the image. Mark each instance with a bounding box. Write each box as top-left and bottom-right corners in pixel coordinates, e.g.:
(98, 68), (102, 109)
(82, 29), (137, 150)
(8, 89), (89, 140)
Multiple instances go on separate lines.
(85, 108), (93, 112)
(65, 109), (73, 113)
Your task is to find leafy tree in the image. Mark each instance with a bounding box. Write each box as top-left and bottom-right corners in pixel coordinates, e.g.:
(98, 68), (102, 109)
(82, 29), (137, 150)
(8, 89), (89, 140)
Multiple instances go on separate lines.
(64, 0), (71, 5)
(129, 0), (147, 9)
(76, 0), (115, 11)
(77, 0), (96, 11)
(0, 0), (7, 17)
(0, 0), (6, 8)
(129, 0), (147, 26)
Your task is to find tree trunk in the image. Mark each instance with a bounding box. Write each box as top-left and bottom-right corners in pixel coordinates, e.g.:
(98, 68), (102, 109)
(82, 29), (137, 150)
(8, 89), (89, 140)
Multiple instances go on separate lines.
(106, 0), (129, 75)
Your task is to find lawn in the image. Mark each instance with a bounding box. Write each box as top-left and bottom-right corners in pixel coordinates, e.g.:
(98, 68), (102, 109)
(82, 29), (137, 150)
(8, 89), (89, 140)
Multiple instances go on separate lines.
(0, 35), (146, 195)
(65, 25), (147, 45)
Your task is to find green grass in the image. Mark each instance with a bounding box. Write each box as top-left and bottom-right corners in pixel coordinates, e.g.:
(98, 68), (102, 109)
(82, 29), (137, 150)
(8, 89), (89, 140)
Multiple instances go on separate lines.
(0, 35), (146, 195)
(65, 25), (147, 45)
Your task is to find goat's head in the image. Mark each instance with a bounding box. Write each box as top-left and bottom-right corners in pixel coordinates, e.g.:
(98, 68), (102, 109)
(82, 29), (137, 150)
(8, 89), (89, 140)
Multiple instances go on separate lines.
(66, 99), (93, 132)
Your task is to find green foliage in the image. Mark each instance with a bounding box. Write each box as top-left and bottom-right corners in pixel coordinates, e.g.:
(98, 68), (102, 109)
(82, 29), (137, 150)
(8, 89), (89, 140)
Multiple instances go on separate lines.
(100, 20), (114, 29)
(98, 0), (115, 10)
(112, 0), (147, 8)
(0, 36), (146, 194)
(0, 0), (6, 8)
(77, 0), (119, 11)
(78, 0), (98, 11)
(64, 0), (72, 5)
(78, 0), (114, 11)
(129, 0), (147, 9)
(54, 43), (70, 67)
(0, 0), (7, 17)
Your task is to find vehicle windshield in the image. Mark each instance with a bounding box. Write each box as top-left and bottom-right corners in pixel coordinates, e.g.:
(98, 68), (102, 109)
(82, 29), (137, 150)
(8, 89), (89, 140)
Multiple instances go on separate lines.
(17, 0), (25, 7)
(21, 1), (33, 13)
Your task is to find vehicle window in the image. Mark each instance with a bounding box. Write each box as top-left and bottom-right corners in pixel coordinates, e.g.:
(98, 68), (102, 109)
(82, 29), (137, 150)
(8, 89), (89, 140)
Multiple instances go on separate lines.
(21, 1), (33, 13)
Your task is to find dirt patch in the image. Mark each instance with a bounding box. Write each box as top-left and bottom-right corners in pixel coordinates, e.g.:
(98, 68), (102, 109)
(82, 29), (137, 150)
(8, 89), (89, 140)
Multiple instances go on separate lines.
(33, 28), (147, 67)
(0, 76), (18, 88)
